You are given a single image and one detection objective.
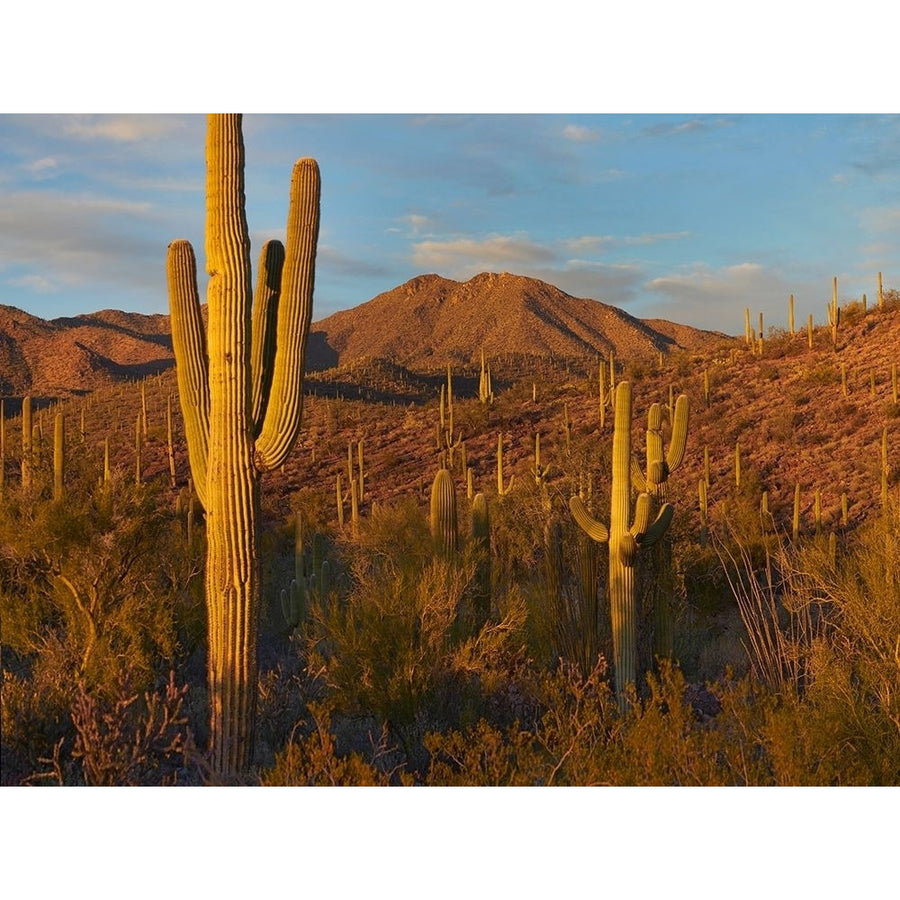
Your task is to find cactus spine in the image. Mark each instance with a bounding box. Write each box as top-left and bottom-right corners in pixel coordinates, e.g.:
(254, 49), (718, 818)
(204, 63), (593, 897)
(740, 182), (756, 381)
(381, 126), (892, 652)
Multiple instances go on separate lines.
(166, 114), (320, 778)
(569, 382), (676, 705)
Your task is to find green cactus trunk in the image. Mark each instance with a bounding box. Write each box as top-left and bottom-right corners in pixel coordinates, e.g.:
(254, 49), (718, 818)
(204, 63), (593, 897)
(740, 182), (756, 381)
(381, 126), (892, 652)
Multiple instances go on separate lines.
(166, 115), (319, 779)
(570, 382), (676, 706)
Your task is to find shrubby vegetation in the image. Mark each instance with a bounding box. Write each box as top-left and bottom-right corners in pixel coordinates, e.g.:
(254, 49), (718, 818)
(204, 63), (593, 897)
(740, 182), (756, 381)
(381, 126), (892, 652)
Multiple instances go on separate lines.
(3, 351), (899, 785)
(3, 292), (900, 783)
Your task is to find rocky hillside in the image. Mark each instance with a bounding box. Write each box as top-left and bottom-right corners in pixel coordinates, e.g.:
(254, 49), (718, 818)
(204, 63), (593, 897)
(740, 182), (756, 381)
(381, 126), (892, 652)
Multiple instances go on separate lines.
(0, 305), (173, 399)
(0, 272), (729, 400)
(307, 272), (728, 370)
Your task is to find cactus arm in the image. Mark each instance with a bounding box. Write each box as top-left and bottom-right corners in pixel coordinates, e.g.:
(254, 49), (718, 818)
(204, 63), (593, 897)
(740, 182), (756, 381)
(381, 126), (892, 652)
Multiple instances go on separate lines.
(631, 454), (647, 493)
(166, 239), (210, 509)
(569, 495), (609, 544)
(630, 491), (652, 538)
(666, 394), (690, 472)
(638, 502), (674, 548)
(250, 239), (285, 435)
(255, 158), (320, 471)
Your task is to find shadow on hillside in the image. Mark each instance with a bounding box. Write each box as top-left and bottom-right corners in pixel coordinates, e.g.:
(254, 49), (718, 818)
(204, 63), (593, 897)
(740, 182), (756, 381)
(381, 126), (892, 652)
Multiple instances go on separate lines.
(74, 342), (174, 381)
(53, 316), (174, 352)
(305, 330), (339, 372)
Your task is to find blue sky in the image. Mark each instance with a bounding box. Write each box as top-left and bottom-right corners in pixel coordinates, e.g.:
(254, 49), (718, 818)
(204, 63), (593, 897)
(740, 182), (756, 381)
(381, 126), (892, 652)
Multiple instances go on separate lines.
(2, 2), (898, 338)
(1, 112), (898, 336)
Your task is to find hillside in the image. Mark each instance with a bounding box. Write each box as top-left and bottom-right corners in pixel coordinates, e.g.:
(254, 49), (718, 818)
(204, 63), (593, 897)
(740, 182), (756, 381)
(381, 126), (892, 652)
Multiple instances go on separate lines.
(0, 305), (173, 399)
(307, 272), (727, 370)
(0, 273), (728, 401)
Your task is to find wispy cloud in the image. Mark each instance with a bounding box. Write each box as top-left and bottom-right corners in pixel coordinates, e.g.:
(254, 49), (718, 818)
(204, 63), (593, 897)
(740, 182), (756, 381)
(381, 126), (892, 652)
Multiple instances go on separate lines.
(60, 115), (188, 144)
(0, 190), (165, 297)
(858, 206), (900, 233)
(562, 123), (600, 143)
(644, 262), (800, 333)
(564, 232), (690, 254)
(534, 261), (645, 304)
(387, 213), (435, 236)
(317, 245), (392, 279)
(412, 233), (556, 271)
(7, 273), (58, 293)
(22, 156), (59, 179)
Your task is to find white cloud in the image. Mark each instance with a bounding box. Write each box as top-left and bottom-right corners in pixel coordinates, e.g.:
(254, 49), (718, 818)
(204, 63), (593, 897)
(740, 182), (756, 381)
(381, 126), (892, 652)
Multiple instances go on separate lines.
(562, 124), (600, 143)
(23, 156), (58, 178)
(61, 115), (187, 144)
(0, 190), (164, 297)
(858, 206), (900, 233)
(387, 213), (433, 236)
(411, 233), (556, 271)
(644, 262), (801, 333)
(7, 273), (59, 293)
(563, 231), (690, 254)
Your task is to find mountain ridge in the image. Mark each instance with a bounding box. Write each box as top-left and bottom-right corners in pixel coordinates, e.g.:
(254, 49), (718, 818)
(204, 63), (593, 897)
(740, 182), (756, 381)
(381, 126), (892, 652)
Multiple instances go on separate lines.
(0, 272), (731, 400)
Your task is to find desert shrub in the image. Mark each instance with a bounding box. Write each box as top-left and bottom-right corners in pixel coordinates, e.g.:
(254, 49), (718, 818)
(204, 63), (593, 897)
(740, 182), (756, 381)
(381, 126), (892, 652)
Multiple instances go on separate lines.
(259, 701), (408, 786)
(0, 472), (204, 782)
(707, 516), (900, 784)
(305, 495), (529, 774)
(69, 670), (201, 786)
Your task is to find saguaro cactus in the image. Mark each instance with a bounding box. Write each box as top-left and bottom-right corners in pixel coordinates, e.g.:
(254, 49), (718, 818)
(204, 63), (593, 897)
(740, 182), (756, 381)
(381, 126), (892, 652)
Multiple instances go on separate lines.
(166, 114), (320, 778)
(21, 395), (32, 492)
(430, 468), (459, 557)
(53, 412), (65, 501)
(569, 381), (676, 705)
(631, 393), (689, 660)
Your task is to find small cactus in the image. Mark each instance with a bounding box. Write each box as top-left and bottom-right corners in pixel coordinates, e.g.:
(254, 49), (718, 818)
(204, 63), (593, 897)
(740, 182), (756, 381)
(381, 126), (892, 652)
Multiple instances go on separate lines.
(496, 433), (514, 497)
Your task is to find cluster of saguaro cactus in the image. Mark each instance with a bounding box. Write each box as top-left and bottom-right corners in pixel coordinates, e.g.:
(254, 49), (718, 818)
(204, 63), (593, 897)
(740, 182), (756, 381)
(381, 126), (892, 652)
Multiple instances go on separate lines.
(281, 516), (329, 631)
(569, 381), (682, 706)
(630, 392), (689, 659)
(166, 114), (320, 778)
(478, 349), (494, 405)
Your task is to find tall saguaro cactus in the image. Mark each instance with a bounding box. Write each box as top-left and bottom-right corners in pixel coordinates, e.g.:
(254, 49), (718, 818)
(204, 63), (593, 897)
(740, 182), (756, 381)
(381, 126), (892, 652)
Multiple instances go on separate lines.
(569, 381), (676, 706)
(166, 114), (320, 778)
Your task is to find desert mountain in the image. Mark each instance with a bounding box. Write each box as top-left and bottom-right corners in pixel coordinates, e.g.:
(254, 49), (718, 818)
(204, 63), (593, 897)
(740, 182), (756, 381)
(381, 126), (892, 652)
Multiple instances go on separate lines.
(0, 305), (173, 399)
(307, 272), (728, 370)
(0, 272), (729, 400)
